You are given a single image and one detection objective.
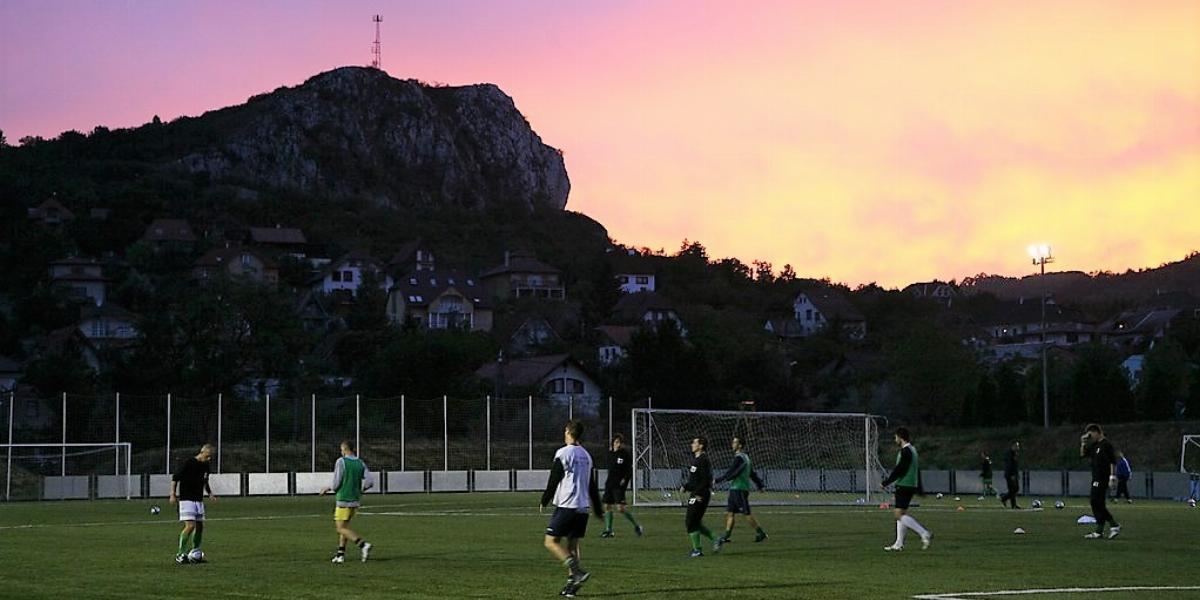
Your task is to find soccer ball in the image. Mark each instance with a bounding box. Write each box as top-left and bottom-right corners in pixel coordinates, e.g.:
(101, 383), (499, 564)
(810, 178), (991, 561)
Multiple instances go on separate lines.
(935, 493), (944, 499)
(150, 505), (161, 515)
(954, 497), (961, 502)
(662, 491), (673, 500)
(1054, 500), (1065, 510)
(187, 549), (205, 563)
(1031, 499), (1043, 509)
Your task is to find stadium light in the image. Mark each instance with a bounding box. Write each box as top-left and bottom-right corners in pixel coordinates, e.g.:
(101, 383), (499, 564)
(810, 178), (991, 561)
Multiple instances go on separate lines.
(1028, 244), (1054, 429)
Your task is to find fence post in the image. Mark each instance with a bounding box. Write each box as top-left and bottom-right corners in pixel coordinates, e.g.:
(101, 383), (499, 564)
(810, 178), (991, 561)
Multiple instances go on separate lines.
(400, 395), (406, 471)
(311, 394), (316, 473)
(355, 394), (361, 457)
(486, 396), (491, 471)
(527, 395), (533, 470)
(114, 392), (120, 476)
(608, 396), (612, 445)
(61, 392), (66, 476)
(442, 395), (448, 471)
(568, 395), (573, 421)
(6, 391), (13, 500)
(216, 393), (222, 474)
(646, 396), (652, 472)
(265, 393), (271, 473)
(165, 393), (172, 474)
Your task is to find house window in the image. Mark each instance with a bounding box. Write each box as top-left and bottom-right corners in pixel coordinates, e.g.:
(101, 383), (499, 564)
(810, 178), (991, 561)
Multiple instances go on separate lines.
(331, 271), (342, 282)
(806, 309), (813, 321)
(91, 321), (104, 337)
(618, 276), (629, 284)
(342, 270), (354, 282)
(568, 378), (585, 394)
(241, 254), (252, 266)
(409, 277), (418, 285)
(635, 276), (649, 285)
(466, 279), (475, 287)
(447, 277), (455, 285)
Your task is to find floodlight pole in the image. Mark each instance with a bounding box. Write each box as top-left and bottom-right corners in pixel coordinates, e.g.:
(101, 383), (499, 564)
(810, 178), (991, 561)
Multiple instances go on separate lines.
(1029, 245), (1055, 429)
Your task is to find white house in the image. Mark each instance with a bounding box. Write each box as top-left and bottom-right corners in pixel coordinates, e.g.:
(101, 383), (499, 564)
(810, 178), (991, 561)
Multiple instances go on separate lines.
(596, 325), (636, 366)
(611, 249), (657, 293)
(386, 270), (493, 332)
(475, 354), (602, 416)
(49, 257), (107, 306)
(790, 289), (867, 340)
(610, 292), (686, 335)
(1122, 354), (1145, 388)
(314, 250), (393, 297)
(79, 303), (139, 343)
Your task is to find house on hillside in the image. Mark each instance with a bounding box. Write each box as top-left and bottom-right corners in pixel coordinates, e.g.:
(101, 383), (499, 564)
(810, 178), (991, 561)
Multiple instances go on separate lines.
(502, 316), (563, 357)
(387, 240), (436, 274)
(475, 354), (601, 415)
(767, 289), (866, 340)
(982, 299), (1096, 360)
(0, 356), (22, 392)
(481, 252), (565, 300)
(1121, 354), (1145, 388)
(609, 291), (686, 335)
(596, 325), (636, 366)
(1100, 307), (1182, 349)
(386, 270), (492, 331)
(142, 218), (198, 248)
(27, 198), (75, 225)
(248, 226), (308, 258)
(312, 250), (393, 299)
(610, 250), (657, 294)
(903, 280), (957, 307)
(193, 245), (279, 285)
(78, 303), (139, 346)
(49, 257), (107, 306)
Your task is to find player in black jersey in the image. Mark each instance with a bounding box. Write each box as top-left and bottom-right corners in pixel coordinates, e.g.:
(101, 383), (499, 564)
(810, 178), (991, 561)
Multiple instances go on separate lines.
(680, 436), (716, 557)
(1081, 424), (1121, 539)
(600, 434), (644, 538)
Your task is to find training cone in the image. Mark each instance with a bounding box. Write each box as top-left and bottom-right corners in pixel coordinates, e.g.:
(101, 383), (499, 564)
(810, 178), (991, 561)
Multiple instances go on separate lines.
(1013, 527), (1026, 534)
(956, 505), (965, 512)
(879, 502), (890, 509)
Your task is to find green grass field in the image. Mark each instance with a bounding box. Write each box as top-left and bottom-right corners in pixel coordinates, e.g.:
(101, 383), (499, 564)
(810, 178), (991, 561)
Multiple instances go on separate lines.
(0, 493), (1197, 599)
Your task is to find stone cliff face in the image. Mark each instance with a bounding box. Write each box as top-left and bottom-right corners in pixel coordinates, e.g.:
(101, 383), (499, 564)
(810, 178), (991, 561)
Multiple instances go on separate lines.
(178, 67), (569, 212)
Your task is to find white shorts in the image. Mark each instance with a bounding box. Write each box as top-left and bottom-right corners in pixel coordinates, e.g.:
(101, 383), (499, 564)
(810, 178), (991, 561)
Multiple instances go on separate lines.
(178, 500), (205, 522)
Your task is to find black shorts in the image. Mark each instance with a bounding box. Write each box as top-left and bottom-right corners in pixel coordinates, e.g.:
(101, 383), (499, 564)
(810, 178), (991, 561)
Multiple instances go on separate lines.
(545, 508), (590, 539)
(725, 489), (752, 515)
(602, 484), (626, 505)
(685, 493), (711, 533)
(893, 487), (916, 510)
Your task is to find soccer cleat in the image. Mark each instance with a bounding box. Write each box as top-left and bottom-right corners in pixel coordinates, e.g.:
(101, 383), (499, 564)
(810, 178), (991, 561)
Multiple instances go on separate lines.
(635, 525), (645, 537)
(331, 554), (346, 563)
(1083, 532), (1102, 539)
(754, 531), (768, 543)
(921, 532), (933, 550)
(599, 530), (614, 538)
(689, 549), (704, 558)
(175, 554), (188, 565)
(1107, 526), (1121, 539)
(360, 542), (372, 562)
(712, 537), (724, 553)
(883, 544), (903, 551)
(560, 582), (578, 598)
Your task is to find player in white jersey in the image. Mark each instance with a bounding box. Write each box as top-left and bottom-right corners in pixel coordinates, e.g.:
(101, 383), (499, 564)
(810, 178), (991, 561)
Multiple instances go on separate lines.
(540, 419), (603, 598)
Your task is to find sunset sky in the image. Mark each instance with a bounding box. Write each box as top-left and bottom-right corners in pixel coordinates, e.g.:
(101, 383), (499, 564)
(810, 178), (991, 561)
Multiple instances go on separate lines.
(2, 1), (1197, 287)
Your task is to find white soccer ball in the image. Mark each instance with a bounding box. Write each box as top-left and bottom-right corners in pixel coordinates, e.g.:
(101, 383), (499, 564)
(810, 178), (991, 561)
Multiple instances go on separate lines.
(954, 497), (961, 502)
(150, 505), (161, 515)
(662, 491), (673, 500)
(1054, 500), (1065, 510)
(188, 549), (205, 563)
(1031, 499), (1043, 509)
(935, 493), (944, 499)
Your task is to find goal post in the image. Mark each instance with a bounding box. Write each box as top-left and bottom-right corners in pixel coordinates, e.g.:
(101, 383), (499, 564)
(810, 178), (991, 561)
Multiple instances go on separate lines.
(631, 408), (889, 506)
(2, 443), (133, 501)
(1182, 435), (1200, 474)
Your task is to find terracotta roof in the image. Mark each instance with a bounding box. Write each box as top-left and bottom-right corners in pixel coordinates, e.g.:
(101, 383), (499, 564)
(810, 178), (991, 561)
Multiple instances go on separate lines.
(475, 354), (577, 387)
(143, 218), (197, 242)
(249, 226), (307, 245)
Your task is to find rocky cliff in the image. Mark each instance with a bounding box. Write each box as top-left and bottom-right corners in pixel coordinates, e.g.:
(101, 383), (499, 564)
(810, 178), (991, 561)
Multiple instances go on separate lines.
(177, 67), (569, 212)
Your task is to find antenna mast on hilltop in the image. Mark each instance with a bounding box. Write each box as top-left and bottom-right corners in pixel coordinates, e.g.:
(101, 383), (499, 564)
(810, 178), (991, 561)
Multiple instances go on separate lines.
(370, 15), (383, 69)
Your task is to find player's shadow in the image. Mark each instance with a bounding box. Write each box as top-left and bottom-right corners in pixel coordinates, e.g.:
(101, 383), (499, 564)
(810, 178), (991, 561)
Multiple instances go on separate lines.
(587, 583), (809, 597)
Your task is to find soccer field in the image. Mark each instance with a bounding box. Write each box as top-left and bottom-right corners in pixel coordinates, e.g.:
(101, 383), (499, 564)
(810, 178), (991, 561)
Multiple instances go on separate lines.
(0, 493), (1197, 599)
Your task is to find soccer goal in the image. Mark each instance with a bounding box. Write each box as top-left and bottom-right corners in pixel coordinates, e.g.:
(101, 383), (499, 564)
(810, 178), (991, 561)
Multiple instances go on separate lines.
(1182, 435), (1200, 474)
(631, 408), (889, 506)
(2, 443), (133, 501)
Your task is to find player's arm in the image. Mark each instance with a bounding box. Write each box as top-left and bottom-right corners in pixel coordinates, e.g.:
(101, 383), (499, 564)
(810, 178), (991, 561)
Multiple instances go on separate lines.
(361, 460), (375, 491)
(169, 462), (181, 503)
(321, 457), (344, 496)
(881, 447), (911, 488)
(540, 458), (565, 508)
(713, 455), (745, 484)
(1079, 435), (1090, 458)
(588, 469), (604, 518)
(205, 479), (216, 500)
(750, 469), (766, 491)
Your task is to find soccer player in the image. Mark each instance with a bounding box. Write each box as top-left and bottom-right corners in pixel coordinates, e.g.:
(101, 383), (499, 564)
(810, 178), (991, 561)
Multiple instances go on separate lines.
(680, 436), (717, 558)
(979, 451), (997, 499)
(999, 440), (1021, 509)
(880, 427), (932, 551)
(319, 440), (374, 563)
(1113, 451), (1133, 503)
(713, 436), (766, 551)
(1080, 424), (1121, 539)
(600, 434), (644, 538)
(169, 443), (216, 564)
(539, 420), (603, 598)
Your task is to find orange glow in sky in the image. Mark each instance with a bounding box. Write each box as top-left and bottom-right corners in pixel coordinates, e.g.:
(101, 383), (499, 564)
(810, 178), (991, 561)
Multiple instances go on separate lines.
(2, 1), (1197, 287)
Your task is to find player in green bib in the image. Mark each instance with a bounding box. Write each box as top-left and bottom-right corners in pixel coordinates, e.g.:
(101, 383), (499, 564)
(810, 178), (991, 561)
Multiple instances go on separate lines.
(713, 436), (767, 551)
(320, 440), (374, 563)
(880, 427), (932, 551)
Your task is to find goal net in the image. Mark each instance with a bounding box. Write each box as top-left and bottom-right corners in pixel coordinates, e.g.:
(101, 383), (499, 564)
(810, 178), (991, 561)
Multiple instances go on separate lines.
(1183, 435), (1200, 474)
(631, 408), (889, 506)
(2, 443), (133, 501)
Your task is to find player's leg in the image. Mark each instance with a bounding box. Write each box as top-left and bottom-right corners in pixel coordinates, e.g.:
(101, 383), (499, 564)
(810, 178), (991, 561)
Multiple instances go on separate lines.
(177, 519), (196, 562)
(895, 491), (930, 549)
(602, 502), (614, 536)
(887, 508), (907, 550)
(617, 499), (642, 535)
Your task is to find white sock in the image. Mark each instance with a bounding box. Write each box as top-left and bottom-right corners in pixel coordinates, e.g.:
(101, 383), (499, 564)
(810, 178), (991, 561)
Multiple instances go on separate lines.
(894, 520), (906, 546)
(901, 515), (929, 537)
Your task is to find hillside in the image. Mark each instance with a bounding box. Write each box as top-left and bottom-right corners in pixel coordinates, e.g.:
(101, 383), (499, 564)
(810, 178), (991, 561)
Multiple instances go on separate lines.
(960, 252), (1200, 307)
